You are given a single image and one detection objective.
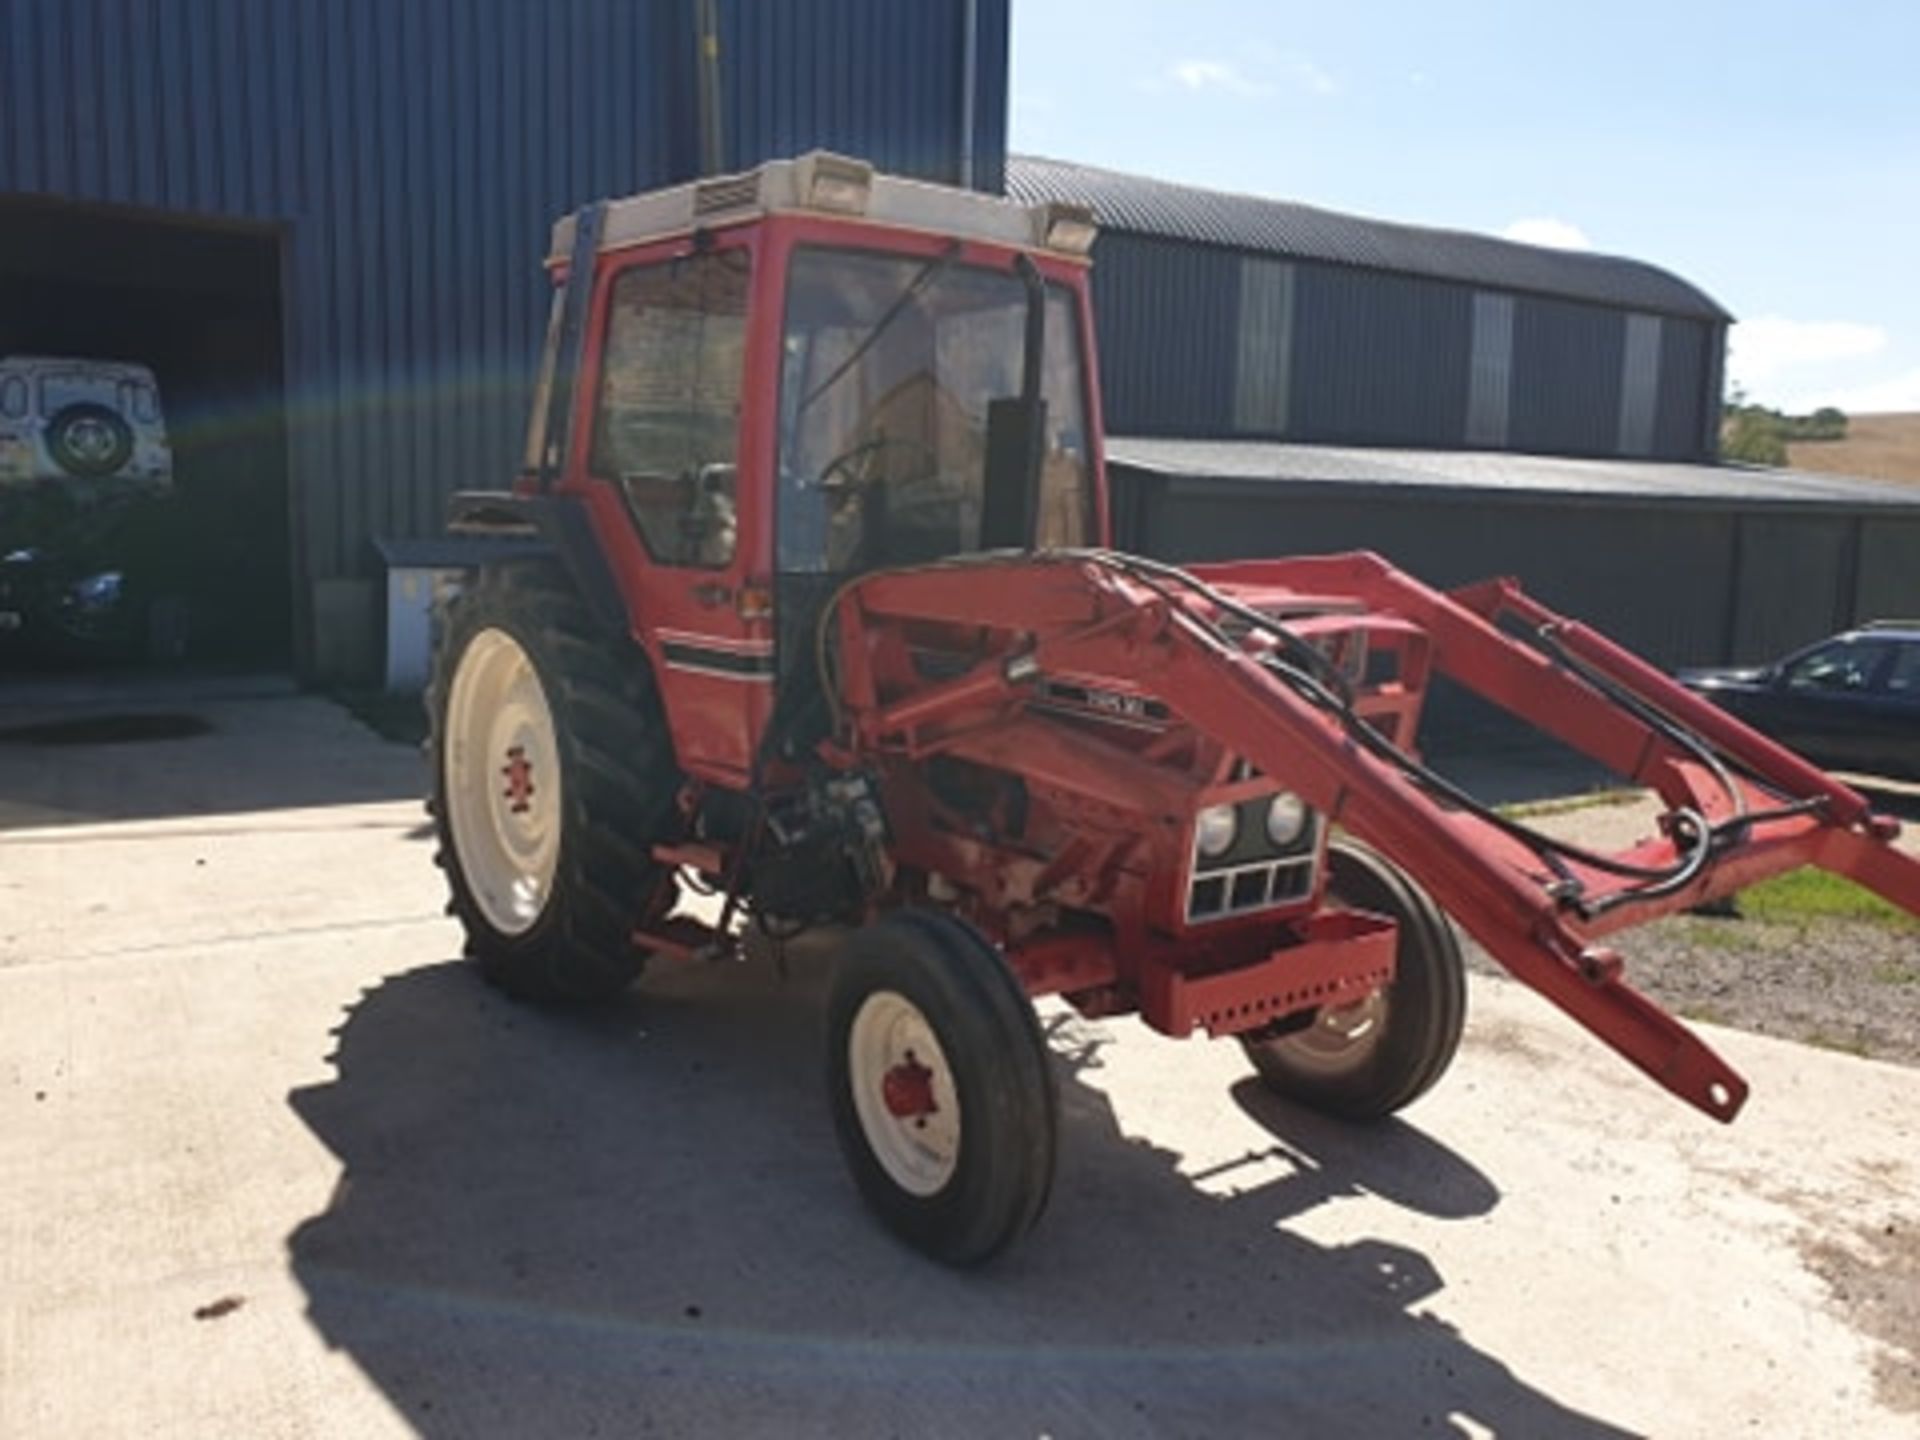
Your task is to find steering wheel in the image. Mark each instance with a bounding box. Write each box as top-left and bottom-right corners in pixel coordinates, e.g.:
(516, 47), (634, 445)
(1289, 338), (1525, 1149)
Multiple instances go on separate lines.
(812, 435), (939, 495)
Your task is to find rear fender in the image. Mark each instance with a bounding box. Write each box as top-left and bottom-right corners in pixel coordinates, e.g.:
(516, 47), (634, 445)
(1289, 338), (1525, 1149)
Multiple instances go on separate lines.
(448, 489), (625, 636)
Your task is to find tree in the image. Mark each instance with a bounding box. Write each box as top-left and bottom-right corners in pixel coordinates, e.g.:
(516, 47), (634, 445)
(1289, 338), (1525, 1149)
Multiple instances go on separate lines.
(1721, 391), (1788, 466)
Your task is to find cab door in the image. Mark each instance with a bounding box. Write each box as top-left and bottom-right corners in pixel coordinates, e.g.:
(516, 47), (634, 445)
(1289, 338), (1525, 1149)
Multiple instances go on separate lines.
(580, 238), (775, 783)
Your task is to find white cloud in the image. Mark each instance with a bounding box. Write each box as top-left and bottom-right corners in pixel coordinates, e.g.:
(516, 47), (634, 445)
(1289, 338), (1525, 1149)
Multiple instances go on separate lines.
(1284, 56), (1340, 97)
(1165, 54), (1337, 99)
(1170, 60), (1271, 97)
(1728, 316), (1887, 388)
(1501, 217), (1592, 251)
(1805, 368), (1920, 415)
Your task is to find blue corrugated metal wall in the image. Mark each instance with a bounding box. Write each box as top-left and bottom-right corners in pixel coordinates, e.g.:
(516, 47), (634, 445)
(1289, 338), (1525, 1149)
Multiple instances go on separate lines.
(1087, 233), (1239, 435)
(1508, 293), (1626, 456)
(722, 0), (1006, 192)
(0, 0), (1007, 668)
(1658, 318), (1720, 458)
(1287, 265), (1473, 448)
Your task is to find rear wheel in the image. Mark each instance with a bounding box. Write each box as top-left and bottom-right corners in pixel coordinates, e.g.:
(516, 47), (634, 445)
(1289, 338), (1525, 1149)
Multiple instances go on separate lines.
(1241, 839), (1465, 1120)
(430, 561), (679, 1003)
(826, 911), (1057, 1266)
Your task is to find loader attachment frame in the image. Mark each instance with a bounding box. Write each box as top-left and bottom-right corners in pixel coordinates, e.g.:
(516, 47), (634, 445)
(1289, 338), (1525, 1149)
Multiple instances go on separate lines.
(830, 550), (1920, 1123)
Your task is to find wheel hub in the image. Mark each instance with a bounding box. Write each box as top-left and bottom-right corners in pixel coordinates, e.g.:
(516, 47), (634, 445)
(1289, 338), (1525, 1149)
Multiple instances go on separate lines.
(847, 992), (962, 1196)
(881, 1052), (937, 1122)
(65, 417), (117, 464)
(501, 744), (537, 814)
(1275, 988), (1389, 1078)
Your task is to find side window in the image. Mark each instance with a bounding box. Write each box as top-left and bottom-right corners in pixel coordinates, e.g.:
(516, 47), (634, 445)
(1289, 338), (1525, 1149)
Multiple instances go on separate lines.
(592, 249), (750, 567)
(1782, 639), (1895, 693)
(1879, 642), (1920, 696)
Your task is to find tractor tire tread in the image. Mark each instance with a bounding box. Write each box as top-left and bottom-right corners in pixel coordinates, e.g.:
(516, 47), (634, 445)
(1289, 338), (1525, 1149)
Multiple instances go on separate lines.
(1242, 838), (1466, 1122)
(827, 910), (1058, 1266)
(430, 561), (679, 1005)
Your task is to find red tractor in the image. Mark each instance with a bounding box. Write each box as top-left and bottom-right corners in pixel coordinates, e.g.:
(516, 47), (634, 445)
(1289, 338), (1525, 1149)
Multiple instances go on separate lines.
(434, 153), (1920, 1265)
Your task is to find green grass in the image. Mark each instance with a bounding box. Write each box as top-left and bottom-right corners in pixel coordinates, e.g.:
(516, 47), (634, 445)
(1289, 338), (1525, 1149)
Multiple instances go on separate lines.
(1738, 869), (1920, 932)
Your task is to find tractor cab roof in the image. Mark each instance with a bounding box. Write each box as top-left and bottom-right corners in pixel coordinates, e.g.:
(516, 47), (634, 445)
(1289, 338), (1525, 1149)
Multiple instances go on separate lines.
(548, 151), (1097, 265)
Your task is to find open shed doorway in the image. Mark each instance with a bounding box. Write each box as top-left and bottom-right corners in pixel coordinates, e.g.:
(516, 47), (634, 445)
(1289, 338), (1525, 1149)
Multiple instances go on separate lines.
(0, 199), (290, 674)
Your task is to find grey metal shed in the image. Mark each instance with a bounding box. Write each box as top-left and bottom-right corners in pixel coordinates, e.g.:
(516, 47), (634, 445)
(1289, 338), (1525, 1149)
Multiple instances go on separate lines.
(1010, 156), (1731, 465)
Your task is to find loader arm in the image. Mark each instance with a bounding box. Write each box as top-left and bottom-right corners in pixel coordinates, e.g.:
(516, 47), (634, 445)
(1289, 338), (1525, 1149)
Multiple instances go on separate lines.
(833, 550), (1920, 1123)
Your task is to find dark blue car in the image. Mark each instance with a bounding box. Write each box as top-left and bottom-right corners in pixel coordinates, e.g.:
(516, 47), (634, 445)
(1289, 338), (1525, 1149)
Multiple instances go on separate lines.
(1678, 623), (1920, 783)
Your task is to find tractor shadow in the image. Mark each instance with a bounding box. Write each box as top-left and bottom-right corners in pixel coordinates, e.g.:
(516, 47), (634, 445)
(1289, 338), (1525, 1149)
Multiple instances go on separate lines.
(287, 951), (1636, 1439)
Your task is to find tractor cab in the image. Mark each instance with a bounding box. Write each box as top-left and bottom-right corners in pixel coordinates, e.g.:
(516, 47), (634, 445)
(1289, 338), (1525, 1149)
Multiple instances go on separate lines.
(488, 154), (1106, 783)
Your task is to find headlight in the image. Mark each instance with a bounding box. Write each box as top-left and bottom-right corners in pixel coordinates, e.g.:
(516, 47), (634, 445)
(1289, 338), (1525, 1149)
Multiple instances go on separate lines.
(1195, 803), (1238, 859)
(1265, 792), (1309, 847)
(70, 571), (124, 611)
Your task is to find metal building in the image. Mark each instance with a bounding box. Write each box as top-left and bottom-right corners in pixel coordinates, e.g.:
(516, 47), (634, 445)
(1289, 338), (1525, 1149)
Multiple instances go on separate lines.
(1007, 154), (1920, 675)
(1007, 156), (1730, 463)
(0, 0), (1008, 678)
(1110, 441), (1920, 671)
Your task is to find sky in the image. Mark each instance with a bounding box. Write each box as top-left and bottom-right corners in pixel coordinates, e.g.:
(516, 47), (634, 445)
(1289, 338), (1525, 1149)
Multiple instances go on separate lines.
(1010, 0), (1920, 414)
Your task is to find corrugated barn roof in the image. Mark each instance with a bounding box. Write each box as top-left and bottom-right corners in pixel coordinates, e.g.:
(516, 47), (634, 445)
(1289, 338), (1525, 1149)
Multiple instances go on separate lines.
(1008, 156), (1731, 323)
(1107, 438), (1920, 511)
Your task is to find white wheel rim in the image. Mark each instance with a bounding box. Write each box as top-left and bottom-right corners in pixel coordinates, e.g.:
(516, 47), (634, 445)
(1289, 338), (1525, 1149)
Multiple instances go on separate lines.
(1269, 989), (1390, 1079)
(847, 991), (962, 1197)
(444, 627), (563, 936)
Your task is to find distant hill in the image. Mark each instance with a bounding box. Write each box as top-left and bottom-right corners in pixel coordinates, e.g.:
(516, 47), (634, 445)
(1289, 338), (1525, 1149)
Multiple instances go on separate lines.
(1785, 412), (1920, 487)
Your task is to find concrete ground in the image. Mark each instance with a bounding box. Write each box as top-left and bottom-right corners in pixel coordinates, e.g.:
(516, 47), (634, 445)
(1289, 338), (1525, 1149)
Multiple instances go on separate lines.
(2, 689), (1917, 1438)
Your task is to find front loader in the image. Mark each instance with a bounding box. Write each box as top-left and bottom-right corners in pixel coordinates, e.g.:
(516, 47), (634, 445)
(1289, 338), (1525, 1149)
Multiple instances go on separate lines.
(433, 153), (1920, 1265)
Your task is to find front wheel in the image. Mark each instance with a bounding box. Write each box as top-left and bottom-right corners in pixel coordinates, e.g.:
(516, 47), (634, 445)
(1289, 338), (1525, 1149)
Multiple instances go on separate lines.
(1240, 840), (1466, 1121)
(826, 911), (1057, 1266)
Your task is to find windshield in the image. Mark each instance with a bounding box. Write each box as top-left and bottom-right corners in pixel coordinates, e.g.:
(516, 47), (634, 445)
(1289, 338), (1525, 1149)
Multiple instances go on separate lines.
(776, 247), (1094, 573)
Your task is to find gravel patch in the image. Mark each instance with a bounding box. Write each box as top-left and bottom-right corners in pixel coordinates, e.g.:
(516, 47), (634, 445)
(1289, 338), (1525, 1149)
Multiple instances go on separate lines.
(1464, 915), (1920, 1065)
(1461, 787), (1920, 1067)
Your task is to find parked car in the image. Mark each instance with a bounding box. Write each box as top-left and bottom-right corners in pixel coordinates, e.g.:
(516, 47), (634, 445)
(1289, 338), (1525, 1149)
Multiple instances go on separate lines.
(0, 355), (185, 662)
(1677, 623), (1920, 782)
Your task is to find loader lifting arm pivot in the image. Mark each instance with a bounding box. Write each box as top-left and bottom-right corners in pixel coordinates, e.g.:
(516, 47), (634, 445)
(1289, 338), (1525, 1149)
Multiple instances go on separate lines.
(829, 549), (1920, 1124)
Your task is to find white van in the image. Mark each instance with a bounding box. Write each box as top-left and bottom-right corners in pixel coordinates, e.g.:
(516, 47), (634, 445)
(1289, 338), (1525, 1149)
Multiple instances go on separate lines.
(0, 356), (173, 493)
